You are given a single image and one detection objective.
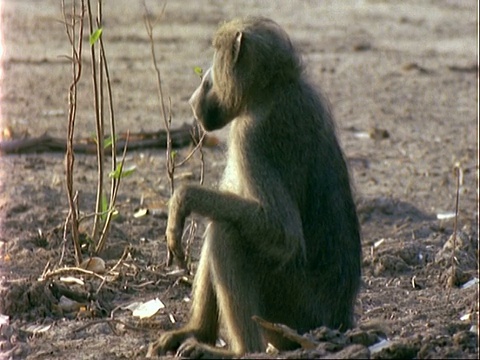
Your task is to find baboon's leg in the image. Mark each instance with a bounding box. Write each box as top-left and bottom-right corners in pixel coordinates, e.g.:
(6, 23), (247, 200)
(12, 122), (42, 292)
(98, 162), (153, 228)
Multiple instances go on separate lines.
(187, 227), (219, 344)
(208, 222), (264, 354)
(172, 223), (265, 359)
(146, 234), (219, 357)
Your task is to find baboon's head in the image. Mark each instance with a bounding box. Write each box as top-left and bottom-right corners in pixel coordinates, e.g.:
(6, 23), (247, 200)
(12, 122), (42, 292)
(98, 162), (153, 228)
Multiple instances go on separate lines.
(189, 17), (303, 132)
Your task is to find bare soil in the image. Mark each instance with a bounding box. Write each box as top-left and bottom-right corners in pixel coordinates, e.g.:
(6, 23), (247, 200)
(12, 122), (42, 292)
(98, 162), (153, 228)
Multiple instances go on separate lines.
(0, 0), (478, 359)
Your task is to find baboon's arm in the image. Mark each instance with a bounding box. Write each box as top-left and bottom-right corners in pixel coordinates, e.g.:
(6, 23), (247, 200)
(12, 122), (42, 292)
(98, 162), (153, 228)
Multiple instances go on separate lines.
(166, 184), (304, 267)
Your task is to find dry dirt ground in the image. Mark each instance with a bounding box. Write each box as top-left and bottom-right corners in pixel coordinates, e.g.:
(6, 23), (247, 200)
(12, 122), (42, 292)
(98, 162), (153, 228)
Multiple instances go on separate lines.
(0, 0), (478, 359)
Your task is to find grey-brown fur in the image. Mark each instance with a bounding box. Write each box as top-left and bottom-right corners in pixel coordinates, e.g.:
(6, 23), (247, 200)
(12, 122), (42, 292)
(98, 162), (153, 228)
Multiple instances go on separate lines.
(147, 16), (362, 358)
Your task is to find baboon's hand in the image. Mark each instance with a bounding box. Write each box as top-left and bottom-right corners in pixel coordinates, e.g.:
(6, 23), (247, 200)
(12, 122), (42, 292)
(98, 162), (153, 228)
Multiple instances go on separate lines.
(165, 187), (189, 269)
(166, 215), (187, 268)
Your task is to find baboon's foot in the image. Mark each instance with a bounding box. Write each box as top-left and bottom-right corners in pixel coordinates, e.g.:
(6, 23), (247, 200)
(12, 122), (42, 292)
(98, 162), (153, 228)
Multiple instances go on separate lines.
(176, 337), (237, 359)
(146, 329), (192, 357)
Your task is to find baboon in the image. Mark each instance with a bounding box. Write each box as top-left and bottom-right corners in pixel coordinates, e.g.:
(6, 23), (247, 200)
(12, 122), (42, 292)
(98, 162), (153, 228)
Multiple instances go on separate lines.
(147, 16), (362, 358)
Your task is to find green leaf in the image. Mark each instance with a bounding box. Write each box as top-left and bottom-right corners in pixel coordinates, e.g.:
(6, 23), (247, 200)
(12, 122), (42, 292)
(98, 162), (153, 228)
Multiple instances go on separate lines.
(194, 66), (203, 78)
(120, 166), (136, 178)
(104, 135), (117, 149)
(90, 28), (103, 45)
(109, 164), (136, 179)
(109, 164), (123, 179)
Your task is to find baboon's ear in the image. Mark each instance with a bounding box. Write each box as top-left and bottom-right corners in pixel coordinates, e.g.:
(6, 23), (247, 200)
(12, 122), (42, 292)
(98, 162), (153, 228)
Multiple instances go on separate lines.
(232, 31), (243, 65)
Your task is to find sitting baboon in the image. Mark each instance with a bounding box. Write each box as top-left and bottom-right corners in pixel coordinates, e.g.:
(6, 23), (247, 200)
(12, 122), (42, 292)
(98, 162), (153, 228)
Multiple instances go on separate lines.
(147, 16), (362, 358)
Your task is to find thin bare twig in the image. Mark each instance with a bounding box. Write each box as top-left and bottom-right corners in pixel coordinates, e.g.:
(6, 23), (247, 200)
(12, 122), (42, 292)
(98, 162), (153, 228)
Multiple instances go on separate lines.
(143, 2), (174, 195)
(143, 2), (179, 269)
(86, 0), (105, 244)
(176, 129), (206, 167)
(98, 16), (118, 219)
(447, 164), (461, 302)
(61, 191), (79, 266)
(62, 0), (85, 265)
(95, 132), (130, 253)
(41, 266), (106, 281)
(253, 315), (318, 350)
(143, 2), (207, 270)
(95, 246), (130, 295)
(72, 318), (149, 333)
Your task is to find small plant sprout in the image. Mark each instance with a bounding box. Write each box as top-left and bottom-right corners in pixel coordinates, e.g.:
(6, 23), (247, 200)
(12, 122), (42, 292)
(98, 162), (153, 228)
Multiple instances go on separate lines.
(89, 27), (103, 45)
(194, 66), (203, 79)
